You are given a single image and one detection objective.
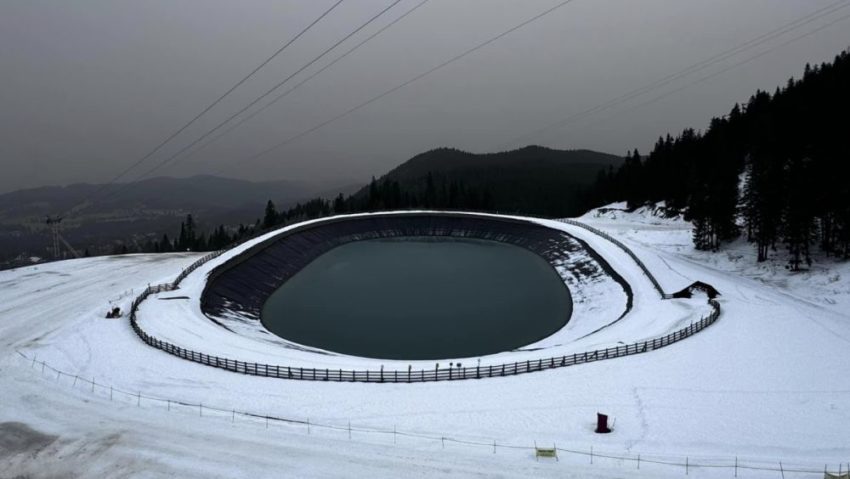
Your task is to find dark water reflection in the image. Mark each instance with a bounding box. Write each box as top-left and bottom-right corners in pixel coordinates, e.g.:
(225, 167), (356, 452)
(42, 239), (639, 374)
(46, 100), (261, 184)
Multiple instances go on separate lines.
(261, 237), (571, 360)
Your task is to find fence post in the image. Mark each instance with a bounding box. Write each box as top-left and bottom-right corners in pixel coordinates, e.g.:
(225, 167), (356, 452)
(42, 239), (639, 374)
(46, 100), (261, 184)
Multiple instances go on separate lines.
(590, 446), (593, 464)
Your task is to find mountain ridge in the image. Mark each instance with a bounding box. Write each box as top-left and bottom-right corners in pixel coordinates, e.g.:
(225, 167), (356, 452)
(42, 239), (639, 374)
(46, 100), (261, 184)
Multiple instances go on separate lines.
(354, 146), (622, 217)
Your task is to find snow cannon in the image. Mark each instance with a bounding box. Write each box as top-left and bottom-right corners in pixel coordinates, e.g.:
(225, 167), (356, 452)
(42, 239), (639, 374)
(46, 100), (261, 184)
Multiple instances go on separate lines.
(595, 413), (611, 433)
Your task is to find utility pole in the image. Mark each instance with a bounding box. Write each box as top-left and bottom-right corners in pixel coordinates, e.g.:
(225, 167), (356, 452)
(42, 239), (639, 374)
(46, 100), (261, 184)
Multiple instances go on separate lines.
(45, 216), (62, 259)
(45, 216), (81, 260)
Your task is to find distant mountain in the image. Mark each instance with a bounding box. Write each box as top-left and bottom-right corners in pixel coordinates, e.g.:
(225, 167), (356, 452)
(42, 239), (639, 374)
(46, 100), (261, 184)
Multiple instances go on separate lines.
(0, 175), (359, 268)
(0, 175), (348, 216)
(0, 147), (622, 269)
(355, 146), (623, 217)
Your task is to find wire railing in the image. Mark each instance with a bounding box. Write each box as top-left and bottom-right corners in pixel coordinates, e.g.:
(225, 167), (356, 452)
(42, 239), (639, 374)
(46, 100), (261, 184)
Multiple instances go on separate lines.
(171, 250), (225, 288)
(127, 217), (720, 382)
(15, 350), (849, 477)
(557, 218), (670, 298)
(132, 285), (718, 382)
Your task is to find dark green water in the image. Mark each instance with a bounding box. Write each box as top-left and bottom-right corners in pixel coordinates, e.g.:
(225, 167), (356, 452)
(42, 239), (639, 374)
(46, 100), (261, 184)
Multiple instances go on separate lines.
(261, 237), (571, 360)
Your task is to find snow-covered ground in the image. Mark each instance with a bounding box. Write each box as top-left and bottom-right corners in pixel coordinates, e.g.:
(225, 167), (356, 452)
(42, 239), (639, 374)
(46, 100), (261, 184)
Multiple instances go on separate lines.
(136, 212), (706, 370)
(2, 209), (849, 478)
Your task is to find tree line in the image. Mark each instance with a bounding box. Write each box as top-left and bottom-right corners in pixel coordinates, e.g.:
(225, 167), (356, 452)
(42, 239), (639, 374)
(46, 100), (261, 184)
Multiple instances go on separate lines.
(591, 49), (850, 268)
(134, 49), (849, 270)
(129, 174), (496, 254)
(258, 174), (495, 233)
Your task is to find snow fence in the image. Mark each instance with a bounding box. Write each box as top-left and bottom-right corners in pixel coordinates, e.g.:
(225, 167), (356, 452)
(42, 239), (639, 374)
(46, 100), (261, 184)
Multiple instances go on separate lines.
(127, 213), (721, 382)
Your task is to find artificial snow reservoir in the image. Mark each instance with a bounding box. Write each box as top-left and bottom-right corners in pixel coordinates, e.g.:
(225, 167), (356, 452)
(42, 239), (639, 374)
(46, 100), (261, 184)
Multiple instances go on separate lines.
(200, 212), (625, 361)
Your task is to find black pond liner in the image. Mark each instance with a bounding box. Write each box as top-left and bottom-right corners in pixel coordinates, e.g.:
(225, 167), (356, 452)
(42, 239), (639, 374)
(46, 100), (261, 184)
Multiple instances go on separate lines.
(201, 212), (632, 344)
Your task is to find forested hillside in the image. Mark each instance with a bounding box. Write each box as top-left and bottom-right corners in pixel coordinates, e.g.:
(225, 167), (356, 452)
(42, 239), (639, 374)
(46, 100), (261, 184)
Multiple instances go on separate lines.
(351, 146), (622, 217)
(592, 49), (850, 268)
(146, 50), (850, 269)
(145, 147), (621, 254)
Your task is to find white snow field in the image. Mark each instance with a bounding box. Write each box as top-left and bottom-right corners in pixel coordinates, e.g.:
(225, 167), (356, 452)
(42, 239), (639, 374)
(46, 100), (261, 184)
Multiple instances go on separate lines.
(136, 212), (707, 371)
(1, 209), (849, 478)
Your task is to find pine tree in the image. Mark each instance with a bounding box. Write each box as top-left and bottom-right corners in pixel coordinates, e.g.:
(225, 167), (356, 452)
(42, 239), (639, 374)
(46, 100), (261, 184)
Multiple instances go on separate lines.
(263, 200), (278, 229)
(184, 214), (197, 251)
(160, 234), (172, 253)
(782, 156), (816, 270)
(333, 193), (346, 214)
(624, 150), (645, 210)
(177, 221), (186, 251)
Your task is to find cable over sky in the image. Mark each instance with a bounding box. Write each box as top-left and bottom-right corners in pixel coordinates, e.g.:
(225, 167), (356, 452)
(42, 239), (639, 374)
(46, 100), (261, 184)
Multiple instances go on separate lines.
(2, 1), (847, 193)
(213, 0), (849, 176)
(80, 0), (406, 211)
(62, 0), (347, 217)
(213, 0), (582, 175)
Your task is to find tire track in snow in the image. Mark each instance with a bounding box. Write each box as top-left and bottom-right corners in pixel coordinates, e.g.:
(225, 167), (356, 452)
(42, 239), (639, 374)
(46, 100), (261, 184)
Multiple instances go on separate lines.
(626, 387), (649, 452)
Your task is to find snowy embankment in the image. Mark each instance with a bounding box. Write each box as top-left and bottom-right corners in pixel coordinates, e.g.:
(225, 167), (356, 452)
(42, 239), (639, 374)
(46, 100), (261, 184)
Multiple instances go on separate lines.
(134, 211), (707, 371)
(1, 208), (849, 478)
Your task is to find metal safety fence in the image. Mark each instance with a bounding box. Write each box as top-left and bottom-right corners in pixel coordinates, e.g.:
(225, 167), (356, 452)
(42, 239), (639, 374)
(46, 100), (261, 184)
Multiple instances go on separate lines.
(15, 350), (848, 477)
(127, 217), (721, 382)
(557, 218), (670, 298)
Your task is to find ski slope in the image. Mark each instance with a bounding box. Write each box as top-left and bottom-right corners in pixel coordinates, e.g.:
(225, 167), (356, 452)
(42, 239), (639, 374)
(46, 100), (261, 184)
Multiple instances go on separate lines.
(1, 209), (849, 478)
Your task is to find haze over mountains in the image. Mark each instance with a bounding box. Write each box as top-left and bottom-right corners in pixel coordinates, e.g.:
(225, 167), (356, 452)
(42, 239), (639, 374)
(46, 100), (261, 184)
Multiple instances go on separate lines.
(0, 146), (621, 269)
(0, 175), (360, 267)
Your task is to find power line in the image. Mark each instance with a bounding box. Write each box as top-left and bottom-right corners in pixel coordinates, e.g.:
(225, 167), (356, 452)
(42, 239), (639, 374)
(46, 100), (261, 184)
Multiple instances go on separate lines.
(216, 0), (582, 174)
(587, 10), (850, 127)
(495, 0), (850, 150)
(63, 0), (346, 217)
(107, 0), (406, 195)
(176, 0), (431, 167)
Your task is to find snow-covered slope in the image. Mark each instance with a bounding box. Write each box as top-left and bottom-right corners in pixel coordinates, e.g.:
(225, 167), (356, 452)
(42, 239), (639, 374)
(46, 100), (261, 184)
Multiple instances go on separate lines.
(2, 209), (849, 478)
(135, 212), (707, 371)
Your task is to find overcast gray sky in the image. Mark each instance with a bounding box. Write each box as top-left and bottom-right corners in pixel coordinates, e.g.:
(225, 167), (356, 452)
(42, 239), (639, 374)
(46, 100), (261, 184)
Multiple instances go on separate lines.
(1, 0), (848, 193)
